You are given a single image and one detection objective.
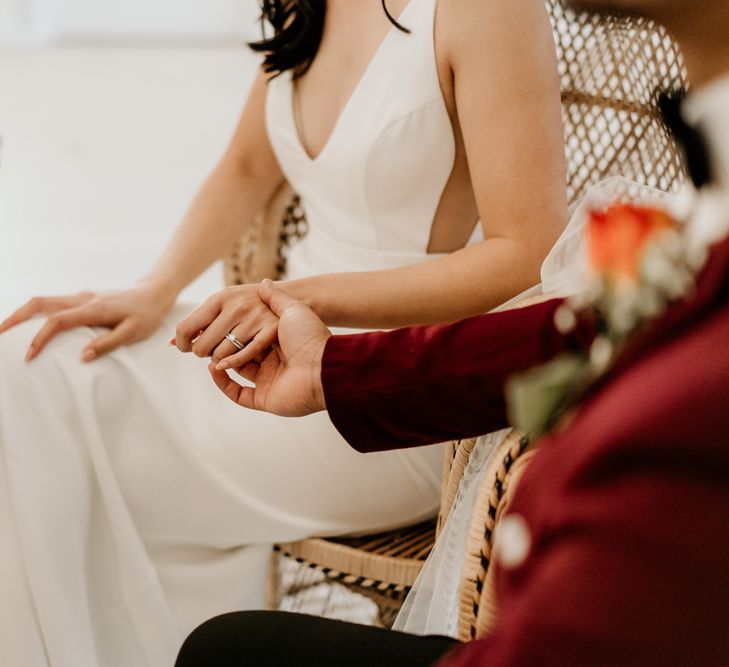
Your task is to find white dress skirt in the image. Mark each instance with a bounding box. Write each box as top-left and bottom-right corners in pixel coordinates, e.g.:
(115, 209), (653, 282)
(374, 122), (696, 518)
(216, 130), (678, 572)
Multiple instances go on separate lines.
(0, 302), (443, 666)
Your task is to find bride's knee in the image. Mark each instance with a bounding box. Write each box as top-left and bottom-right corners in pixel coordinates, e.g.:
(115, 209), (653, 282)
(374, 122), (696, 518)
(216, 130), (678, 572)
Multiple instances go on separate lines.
(0, 319), (93, 375)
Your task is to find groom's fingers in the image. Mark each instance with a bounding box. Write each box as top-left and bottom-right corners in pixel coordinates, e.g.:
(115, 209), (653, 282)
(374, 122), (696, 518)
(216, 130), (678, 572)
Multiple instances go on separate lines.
(208, 364), (259, 410)
(214, 324), (277, 370)
(258, 280), (301, 318)
(234, 361), (260, 384)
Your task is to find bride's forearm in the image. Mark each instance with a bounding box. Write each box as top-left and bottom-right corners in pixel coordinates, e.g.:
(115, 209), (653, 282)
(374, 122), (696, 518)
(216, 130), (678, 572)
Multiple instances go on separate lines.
(141, 156), (283, 302)
(283, 236), (546, 329)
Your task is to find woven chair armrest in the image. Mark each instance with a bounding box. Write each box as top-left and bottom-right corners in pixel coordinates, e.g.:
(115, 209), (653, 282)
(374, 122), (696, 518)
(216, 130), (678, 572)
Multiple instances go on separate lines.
(457, 430), (533, 642)
(276, 519), (436, 589)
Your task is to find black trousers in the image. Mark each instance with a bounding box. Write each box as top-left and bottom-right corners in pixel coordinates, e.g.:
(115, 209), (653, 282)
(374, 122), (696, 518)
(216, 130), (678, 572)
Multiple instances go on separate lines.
(175, 611), (460, 667)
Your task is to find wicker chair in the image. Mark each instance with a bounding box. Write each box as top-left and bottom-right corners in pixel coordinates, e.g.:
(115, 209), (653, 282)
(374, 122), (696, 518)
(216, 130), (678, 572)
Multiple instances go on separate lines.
(224, 0), (687, 629)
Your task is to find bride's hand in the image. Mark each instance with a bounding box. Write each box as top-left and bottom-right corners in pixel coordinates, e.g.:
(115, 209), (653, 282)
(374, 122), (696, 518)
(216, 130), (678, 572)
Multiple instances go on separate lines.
(207, 280), (330, 417)
(174, 283), (281, 369)
(0, 281), (177, 362)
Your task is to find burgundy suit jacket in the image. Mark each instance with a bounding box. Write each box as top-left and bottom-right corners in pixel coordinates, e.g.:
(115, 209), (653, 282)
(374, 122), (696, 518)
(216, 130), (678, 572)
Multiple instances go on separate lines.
(322, 235), (729, 665)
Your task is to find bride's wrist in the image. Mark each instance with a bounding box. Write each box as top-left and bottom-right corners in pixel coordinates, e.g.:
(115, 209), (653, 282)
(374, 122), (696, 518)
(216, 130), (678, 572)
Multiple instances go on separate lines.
(275, 277), (328, 322)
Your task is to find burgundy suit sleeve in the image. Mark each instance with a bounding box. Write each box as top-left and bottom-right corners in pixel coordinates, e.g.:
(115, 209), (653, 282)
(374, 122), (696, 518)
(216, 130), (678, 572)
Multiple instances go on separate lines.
(322, 298), (593, 452)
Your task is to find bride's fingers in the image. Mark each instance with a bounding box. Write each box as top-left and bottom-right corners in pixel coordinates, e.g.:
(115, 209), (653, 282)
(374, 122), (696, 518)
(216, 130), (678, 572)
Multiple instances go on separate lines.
(80, 319), (138, 362)
(175, 300), (221, 353)
(214, 324), (277, 370)
(208, 364), (258, 410)
(191, 312), (242, 359)
(0, 293), (92, 334)
(26, 303), (105, 361)
(0, 300), (40, 333)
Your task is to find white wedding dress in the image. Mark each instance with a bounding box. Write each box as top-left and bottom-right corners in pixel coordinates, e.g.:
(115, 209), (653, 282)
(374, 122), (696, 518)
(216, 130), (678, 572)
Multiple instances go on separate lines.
(0, 0), (473, 664)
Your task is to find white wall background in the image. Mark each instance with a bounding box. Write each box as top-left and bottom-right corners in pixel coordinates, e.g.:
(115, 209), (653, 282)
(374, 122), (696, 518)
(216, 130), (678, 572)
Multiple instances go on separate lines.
(0, 0), (46, 42)
(0, 47), (261, 307)
(0, 0), (261, 43)
(0, 1), (263, 307)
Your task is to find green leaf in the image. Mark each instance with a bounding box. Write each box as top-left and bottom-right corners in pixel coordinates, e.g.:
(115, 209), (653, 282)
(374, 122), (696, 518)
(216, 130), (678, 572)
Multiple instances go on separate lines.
(506, 354), (590, 437)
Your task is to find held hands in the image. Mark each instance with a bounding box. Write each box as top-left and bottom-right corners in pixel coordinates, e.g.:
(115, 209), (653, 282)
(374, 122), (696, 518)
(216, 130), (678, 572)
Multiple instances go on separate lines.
(174, 282), (281, 369)
(190, 279), (331, 417)
(0, 281), (177, 362)
(2, 274), (330, 416)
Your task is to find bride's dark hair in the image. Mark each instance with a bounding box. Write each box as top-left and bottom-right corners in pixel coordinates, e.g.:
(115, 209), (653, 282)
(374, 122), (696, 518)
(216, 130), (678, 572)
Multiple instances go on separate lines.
(249, 0), (410, 79)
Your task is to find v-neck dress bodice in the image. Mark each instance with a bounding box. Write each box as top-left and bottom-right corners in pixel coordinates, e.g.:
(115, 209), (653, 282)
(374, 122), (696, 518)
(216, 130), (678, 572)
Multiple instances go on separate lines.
(265, 0), (464, 278)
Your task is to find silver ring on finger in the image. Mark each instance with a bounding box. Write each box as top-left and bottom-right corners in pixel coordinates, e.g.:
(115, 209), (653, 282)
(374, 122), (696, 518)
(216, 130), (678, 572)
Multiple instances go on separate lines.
(225, 331), (246, 351)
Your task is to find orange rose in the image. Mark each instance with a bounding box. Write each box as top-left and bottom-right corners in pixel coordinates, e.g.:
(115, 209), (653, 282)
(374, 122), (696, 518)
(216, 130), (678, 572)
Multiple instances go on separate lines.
(588, 204), (675, 282)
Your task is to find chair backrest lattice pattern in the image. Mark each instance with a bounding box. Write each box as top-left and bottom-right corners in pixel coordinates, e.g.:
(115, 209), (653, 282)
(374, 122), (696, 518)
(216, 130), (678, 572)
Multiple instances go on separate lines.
(550, 0), (688, 203)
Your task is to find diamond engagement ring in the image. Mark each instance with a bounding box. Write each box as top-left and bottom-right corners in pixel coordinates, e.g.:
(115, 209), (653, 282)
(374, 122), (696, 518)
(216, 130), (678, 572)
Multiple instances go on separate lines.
(225, 332), (246, 351)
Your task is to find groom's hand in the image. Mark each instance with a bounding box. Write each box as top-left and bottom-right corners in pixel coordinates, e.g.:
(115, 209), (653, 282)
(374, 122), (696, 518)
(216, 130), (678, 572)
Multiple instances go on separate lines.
(207, 280), (331, 417)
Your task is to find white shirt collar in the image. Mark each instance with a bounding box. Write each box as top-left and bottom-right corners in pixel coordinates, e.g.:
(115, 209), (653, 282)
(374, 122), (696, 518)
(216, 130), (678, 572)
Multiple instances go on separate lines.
(683, 72), (729, 190)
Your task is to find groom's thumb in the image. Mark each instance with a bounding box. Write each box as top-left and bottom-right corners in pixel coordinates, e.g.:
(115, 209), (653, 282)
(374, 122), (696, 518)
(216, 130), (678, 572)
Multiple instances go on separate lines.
(259, 279), (299, 317)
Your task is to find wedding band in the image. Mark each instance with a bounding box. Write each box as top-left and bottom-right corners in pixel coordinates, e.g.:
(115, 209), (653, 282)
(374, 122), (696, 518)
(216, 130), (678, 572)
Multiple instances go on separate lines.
(225, 332), (246, 351)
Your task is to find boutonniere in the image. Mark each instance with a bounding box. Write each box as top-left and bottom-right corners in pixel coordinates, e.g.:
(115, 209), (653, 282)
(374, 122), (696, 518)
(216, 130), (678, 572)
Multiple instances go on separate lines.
(507, 201), (696, 438)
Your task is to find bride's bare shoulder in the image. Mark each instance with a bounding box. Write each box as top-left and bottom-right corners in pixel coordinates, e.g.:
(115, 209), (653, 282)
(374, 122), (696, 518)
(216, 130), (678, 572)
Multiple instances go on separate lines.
(436, 0), (555, 72)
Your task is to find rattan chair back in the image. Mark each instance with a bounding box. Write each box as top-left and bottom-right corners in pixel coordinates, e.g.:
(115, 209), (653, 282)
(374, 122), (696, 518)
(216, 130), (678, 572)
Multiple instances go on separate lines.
(224, 184), (304, 286)
(552, 0), (686, 204)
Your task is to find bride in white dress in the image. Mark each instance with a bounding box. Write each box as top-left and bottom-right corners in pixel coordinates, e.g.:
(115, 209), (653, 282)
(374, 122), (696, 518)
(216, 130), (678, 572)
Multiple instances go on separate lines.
(0, 0), (566, 664)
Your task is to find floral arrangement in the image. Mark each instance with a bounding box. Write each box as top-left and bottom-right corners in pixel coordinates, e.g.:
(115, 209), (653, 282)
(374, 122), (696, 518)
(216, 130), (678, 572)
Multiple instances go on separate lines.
(506, 202), (698, 438)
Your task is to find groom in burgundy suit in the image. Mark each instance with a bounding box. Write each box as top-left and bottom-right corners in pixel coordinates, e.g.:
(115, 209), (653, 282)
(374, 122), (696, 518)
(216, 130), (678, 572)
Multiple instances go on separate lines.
(176, 1), (729, 665)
